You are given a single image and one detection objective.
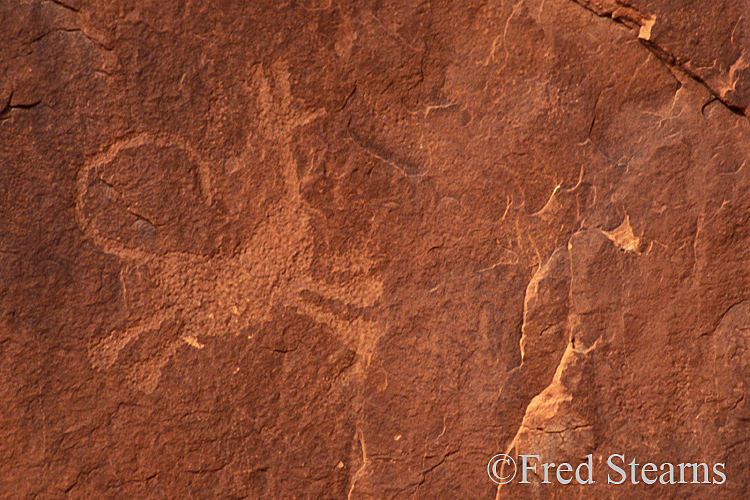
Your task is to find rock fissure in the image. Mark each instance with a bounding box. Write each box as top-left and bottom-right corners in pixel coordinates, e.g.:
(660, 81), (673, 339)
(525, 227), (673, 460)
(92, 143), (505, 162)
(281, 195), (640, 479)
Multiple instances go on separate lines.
(569, 0), (750, 117)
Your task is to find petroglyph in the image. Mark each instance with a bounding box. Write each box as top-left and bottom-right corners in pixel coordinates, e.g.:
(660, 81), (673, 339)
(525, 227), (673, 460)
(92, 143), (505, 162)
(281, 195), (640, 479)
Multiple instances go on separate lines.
(77, 62), (383, 392)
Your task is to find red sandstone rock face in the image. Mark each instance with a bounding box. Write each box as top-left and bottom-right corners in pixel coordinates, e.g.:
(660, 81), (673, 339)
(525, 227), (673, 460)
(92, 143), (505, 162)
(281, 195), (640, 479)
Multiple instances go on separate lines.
(1, 1), (749, 499)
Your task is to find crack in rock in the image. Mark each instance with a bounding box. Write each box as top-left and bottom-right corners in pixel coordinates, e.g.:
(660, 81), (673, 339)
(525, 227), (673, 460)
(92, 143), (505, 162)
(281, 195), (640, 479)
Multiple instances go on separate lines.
(569, 0), (750, 117)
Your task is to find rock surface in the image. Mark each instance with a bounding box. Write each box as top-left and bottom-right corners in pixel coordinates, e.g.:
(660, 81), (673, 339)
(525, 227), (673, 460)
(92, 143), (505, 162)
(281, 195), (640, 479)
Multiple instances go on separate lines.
(1, 0), (750, 498)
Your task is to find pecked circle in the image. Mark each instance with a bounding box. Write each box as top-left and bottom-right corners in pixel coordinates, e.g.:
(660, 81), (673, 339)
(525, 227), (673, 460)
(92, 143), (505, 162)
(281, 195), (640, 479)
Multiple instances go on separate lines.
(77, 134), (245, 257)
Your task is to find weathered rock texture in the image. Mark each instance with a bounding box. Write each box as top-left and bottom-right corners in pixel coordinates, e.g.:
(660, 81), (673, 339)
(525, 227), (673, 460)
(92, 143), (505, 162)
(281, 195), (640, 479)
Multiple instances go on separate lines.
(2, 0), (750, 498)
